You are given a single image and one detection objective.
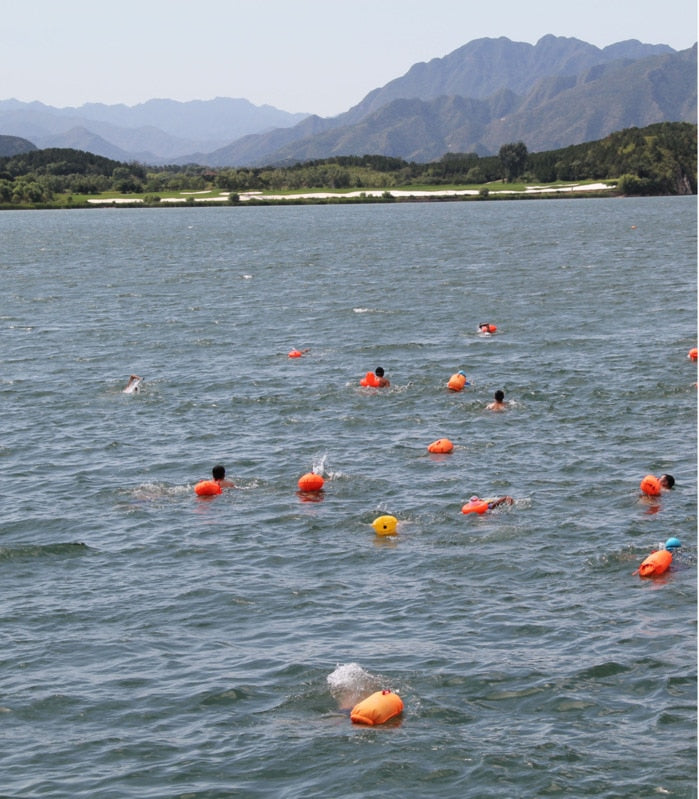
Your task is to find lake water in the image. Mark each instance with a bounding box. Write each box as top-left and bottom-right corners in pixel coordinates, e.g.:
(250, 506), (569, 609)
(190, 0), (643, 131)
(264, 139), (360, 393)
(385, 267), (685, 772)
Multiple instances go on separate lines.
(1, 197), (696, 799)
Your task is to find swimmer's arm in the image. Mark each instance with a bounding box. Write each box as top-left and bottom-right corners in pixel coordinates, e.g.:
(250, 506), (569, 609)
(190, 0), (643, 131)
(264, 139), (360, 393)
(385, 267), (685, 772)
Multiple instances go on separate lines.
(487, 496), (513, 509)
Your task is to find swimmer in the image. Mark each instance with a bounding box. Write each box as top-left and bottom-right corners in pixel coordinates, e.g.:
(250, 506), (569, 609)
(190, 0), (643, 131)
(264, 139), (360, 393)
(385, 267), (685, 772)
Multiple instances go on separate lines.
(486, 389), (507, 411)
(123, 374), (143, 394)
(467, 495), (514, 510)
(374, 367), (390, 387)
(659, 474), (675, 490)
(212, 464), (235, 488)
(478, 322), (497, 335)
(485, 495), (514, 509)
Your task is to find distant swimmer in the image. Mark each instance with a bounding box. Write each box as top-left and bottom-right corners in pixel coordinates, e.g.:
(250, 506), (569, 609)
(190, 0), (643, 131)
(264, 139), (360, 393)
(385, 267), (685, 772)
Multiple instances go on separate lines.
(374, 367), (390, 387)
(360, 367), (390, 387)
(478, 322), (497, 335)
(123, 374), (143, 394)
(484, 495), (513, 509)
(659, 474), (675, 490)
(461, 495), (514, 514)
(639, 473), (675, 497)
(486, 389), (507, 411)
(212, 464), (235, 488)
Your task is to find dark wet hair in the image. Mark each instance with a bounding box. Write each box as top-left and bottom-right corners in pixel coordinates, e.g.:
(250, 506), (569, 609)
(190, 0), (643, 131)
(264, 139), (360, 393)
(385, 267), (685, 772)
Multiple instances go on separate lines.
(375, 367), (385, 377)
(659, 473), (675, 489)
(212, 464), (226, 480)
(494, 390), (505, 402)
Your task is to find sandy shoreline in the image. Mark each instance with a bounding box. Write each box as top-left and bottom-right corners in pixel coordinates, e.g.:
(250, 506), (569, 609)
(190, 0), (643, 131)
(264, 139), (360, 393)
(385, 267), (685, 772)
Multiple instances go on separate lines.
(87, 182), (614, 204)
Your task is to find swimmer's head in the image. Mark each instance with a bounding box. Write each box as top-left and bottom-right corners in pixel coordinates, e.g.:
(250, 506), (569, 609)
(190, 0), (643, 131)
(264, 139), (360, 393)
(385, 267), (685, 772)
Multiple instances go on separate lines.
(212, 464), (226, 480)
(470, 496), (479, 503)
(375, 367), (385, 377)
(494, 390), (505, 402)
(659, 473), (675, 489)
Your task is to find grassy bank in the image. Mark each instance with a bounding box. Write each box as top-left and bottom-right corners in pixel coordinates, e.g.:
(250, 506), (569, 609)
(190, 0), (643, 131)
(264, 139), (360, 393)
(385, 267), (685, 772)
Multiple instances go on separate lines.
(17, 178), (616, 210)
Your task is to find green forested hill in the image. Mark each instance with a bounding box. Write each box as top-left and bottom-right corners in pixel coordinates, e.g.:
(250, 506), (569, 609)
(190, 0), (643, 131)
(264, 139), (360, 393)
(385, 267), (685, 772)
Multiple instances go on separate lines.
(0, 122), (695, 206)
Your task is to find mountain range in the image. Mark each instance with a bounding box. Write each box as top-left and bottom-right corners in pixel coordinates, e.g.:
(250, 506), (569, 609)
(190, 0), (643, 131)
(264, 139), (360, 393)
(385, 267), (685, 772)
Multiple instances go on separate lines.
(1, 35), (696, 166)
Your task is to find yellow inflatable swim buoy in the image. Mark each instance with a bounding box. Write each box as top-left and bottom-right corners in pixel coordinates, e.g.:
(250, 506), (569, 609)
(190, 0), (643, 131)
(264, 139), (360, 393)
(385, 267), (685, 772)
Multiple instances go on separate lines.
(350, 690), (404, 725)
(372, 515), (398, 535)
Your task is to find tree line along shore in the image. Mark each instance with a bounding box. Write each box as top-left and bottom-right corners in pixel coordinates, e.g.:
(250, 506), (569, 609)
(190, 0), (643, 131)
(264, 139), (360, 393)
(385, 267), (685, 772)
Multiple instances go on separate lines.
(0, 122), (695, 209)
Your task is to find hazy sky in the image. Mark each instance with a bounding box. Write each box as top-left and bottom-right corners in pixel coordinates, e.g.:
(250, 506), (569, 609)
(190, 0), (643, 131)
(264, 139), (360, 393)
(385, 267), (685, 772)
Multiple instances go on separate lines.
(3, 0), (696, 116)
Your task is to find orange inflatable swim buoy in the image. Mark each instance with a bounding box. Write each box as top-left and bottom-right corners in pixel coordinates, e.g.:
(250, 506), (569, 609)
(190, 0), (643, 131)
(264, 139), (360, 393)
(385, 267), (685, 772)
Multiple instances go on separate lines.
(298, 472), (324, 492)
(288, 349), (303, 358)
(637, 549), (672, 577)
(350, 690), (404, 725)
(360, 371), (380, 387)
(461, 497), (489, 514)
(447, 373), (467, 391)
(194, 480), (222, 497)
(640, 475), (661, 496)
(427, 438), (454, 454)
(689, 348), (698, 361)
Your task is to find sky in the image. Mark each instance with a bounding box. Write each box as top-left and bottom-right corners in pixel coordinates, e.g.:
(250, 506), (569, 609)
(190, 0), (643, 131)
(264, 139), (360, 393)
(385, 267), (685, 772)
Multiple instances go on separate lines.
(2, 0), (696, 117)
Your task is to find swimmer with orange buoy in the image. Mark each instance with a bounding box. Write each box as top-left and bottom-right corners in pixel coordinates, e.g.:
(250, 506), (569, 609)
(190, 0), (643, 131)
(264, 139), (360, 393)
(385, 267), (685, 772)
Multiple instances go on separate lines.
(478, 322), (497, 335)
(639, 473), (675, 497)
(461, 495), (514, 514)
(288, 348), (310, 358)
(688, 348), (697, 361)
(360, 366), (390, 387)
(447, 371), (470, 391)
(634, 537), (681, 578)
(350, 689), (403, 725)
(194, 464), (235, 496)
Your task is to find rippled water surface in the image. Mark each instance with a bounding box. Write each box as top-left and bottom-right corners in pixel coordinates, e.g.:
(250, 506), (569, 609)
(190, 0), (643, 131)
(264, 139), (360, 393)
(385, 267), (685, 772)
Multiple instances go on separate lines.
(1, 198), (696, 798)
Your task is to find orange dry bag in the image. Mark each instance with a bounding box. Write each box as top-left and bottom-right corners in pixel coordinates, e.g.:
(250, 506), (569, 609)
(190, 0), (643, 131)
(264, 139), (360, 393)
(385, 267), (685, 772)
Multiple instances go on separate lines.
(447, 373), (467, 391)
(350, 690), (404, 725)
(194, 480), (222, 497)
(427, 438), (454, 454)
(638, 549), (672, 577)
(461, 498), (489, 515)
(640, 475), (661, 496)
(360, 371), (379, 387)
(297, 472), (324, 492)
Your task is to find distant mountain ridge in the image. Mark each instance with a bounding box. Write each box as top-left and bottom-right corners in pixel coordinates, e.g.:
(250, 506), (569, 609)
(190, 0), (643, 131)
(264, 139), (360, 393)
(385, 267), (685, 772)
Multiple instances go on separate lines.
(0, 97), (309, 163)
(0, 36), (695, 166)
(204, 38), (696, 165)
